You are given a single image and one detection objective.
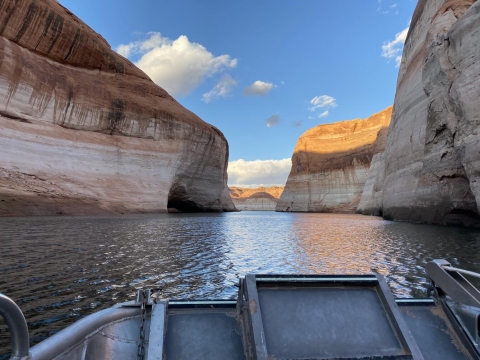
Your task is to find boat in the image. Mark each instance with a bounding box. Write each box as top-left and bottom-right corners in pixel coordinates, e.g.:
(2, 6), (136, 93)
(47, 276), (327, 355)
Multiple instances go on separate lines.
(1, 259), (479, 360)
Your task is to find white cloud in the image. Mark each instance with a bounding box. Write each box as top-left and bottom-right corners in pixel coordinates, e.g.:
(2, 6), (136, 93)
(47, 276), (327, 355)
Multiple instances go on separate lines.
(390, 4), (397, 8)
(381, 26), (409, 67)
(228, 158), (291, 187)
(117, 44), (134, 58)
(309, 95), (337, 112)
(243, 80), (275, 96)
(202, 74), (237, 103)
(318, 110), (329, 118)
(116, 32), (237, 97)
(265, 114), (281, 127)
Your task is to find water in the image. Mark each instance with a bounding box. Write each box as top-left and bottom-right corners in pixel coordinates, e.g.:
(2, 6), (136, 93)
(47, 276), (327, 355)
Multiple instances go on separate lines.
(1, 212), (480, 356)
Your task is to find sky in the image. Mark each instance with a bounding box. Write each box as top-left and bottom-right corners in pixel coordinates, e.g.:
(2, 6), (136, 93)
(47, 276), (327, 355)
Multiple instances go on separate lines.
(59, 0), (416, 187)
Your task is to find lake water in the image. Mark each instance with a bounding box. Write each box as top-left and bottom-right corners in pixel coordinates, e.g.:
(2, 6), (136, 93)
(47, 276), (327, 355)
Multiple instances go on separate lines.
(1, 211), (480, 357)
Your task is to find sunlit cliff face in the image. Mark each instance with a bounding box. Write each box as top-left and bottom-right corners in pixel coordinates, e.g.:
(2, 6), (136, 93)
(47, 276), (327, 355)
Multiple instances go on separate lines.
(277, 107), (392, 213)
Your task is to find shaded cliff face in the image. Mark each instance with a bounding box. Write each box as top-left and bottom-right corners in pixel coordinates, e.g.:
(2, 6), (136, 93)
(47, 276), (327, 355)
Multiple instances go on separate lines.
(0, 0), (235, 215)
(276, 107), (392, 213)
(362, 0), (480, 226)
(229, 186), (284, 211)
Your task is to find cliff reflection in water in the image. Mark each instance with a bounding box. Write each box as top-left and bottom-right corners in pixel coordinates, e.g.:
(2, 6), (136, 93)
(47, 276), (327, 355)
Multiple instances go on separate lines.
(1, 212), (480, 355)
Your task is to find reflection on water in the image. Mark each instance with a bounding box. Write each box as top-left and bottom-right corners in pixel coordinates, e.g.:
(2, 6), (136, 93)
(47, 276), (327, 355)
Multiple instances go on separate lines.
(1, 212), (480, 356)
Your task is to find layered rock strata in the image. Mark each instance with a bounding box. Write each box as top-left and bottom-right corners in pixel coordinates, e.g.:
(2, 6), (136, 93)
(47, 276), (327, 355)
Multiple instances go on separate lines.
(358, 0), (480, 226)
(276, 107), (392, 213)
(229, 186), (284, 211)
(0, 0), (235, 215)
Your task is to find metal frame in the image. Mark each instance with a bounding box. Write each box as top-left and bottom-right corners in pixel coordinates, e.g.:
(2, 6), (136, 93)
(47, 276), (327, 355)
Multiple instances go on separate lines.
(240, 274), (424, 360)
(375, 275), (424, 359)
(146, 301), (168, 360)
(427, 259), (480, 357)
(243, 274), (268, 360)
(426, 259), (480, 307)
(0, 293), (30, 360)
(29, 305), (142, 360)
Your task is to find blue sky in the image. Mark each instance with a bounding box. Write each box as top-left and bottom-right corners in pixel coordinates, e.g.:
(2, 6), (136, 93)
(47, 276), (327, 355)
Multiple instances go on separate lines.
(59, 0), (416, 187)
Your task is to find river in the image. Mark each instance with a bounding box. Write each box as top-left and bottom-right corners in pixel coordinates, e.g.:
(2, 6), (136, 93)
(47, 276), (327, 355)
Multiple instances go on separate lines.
(1, 211), (480, 357)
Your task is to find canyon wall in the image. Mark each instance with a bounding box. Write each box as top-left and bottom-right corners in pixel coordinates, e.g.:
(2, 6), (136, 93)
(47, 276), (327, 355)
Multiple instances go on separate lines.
(0, 0), (235, 215)
(358, 0), (480, 226)
(229, 186), (284, 211)
(276, 107), (392, 213)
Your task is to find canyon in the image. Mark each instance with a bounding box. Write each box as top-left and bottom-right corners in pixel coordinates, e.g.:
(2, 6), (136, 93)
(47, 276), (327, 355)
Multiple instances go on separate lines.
(358, 0), (480, 226)
(0, 0), (235, 216)
(277, 107), (392, 213)
(279, 0), (480, 227)
(229, 186), (284, 211)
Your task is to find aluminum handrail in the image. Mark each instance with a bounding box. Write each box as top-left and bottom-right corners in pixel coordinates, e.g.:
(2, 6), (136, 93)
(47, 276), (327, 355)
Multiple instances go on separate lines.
(442, 266), (480, 280)
(0, 293), (30, 359)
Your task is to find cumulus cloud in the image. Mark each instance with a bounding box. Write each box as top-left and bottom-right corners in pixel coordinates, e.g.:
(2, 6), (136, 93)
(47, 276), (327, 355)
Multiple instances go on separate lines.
(228, 158), (291, 187)
(381, 26), (409, 67)
(309, 95), (337, 112)
(265, 114), (281, 128)
(243, 81), (275, 96)
(318, 110), (329, 118)
(116, 32), (237, 97)
(202, 74), (237, 103)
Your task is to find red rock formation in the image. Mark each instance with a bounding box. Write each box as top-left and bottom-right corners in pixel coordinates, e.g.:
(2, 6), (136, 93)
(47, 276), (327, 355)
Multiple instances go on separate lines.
(0, 0), (235, 215)
(363, 0), (480, 226)
(229, 186), (284, 210)
(277, 107), (392, 213)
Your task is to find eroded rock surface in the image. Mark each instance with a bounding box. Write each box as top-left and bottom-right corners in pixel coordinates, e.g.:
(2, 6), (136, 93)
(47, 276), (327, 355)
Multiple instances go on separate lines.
(276, 107), (392, 213)
(361, 0), (480, 226)
(0, 0), (235, 215)
(229, 186), (284, 211)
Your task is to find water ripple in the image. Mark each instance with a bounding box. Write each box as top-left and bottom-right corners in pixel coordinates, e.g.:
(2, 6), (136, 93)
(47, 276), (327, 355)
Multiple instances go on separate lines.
(1, 212), (480, 357)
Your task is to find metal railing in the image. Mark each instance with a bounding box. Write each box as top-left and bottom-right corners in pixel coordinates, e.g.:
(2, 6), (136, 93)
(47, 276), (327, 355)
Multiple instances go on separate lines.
(441, 266), (480, 279)
(0, 293), (30, 359)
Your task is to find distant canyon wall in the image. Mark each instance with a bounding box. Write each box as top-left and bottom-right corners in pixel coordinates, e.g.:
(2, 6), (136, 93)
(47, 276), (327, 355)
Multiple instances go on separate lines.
(358, 0), (480, 226)
(229, 186), (284, 211)
(276, 107), (392, 213)
(0, 0), (235, 215)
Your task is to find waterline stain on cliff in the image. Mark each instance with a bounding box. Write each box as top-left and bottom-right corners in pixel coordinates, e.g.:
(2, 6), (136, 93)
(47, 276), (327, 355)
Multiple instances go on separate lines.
(278, 107), (392, 214)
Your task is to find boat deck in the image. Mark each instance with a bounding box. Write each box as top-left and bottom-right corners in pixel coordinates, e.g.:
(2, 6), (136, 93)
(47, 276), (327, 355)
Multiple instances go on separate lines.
(4, 260), (479, 360)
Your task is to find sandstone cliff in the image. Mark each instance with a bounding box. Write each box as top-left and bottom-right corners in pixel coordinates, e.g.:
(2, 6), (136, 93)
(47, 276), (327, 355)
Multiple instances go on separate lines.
(0, 0), (235, 215)
(229, 186), (284, 211)
(276, 107), (392, 213)
(358, 0), (480, 226)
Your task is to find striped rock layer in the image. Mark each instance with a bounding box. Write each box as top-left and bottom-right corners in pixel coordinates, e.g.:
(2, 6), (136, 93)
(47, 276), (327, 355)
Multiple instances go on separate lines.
(359, 0), (480, 226)
(0, 0), (235, 215)
(277, 107), (392, 213)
